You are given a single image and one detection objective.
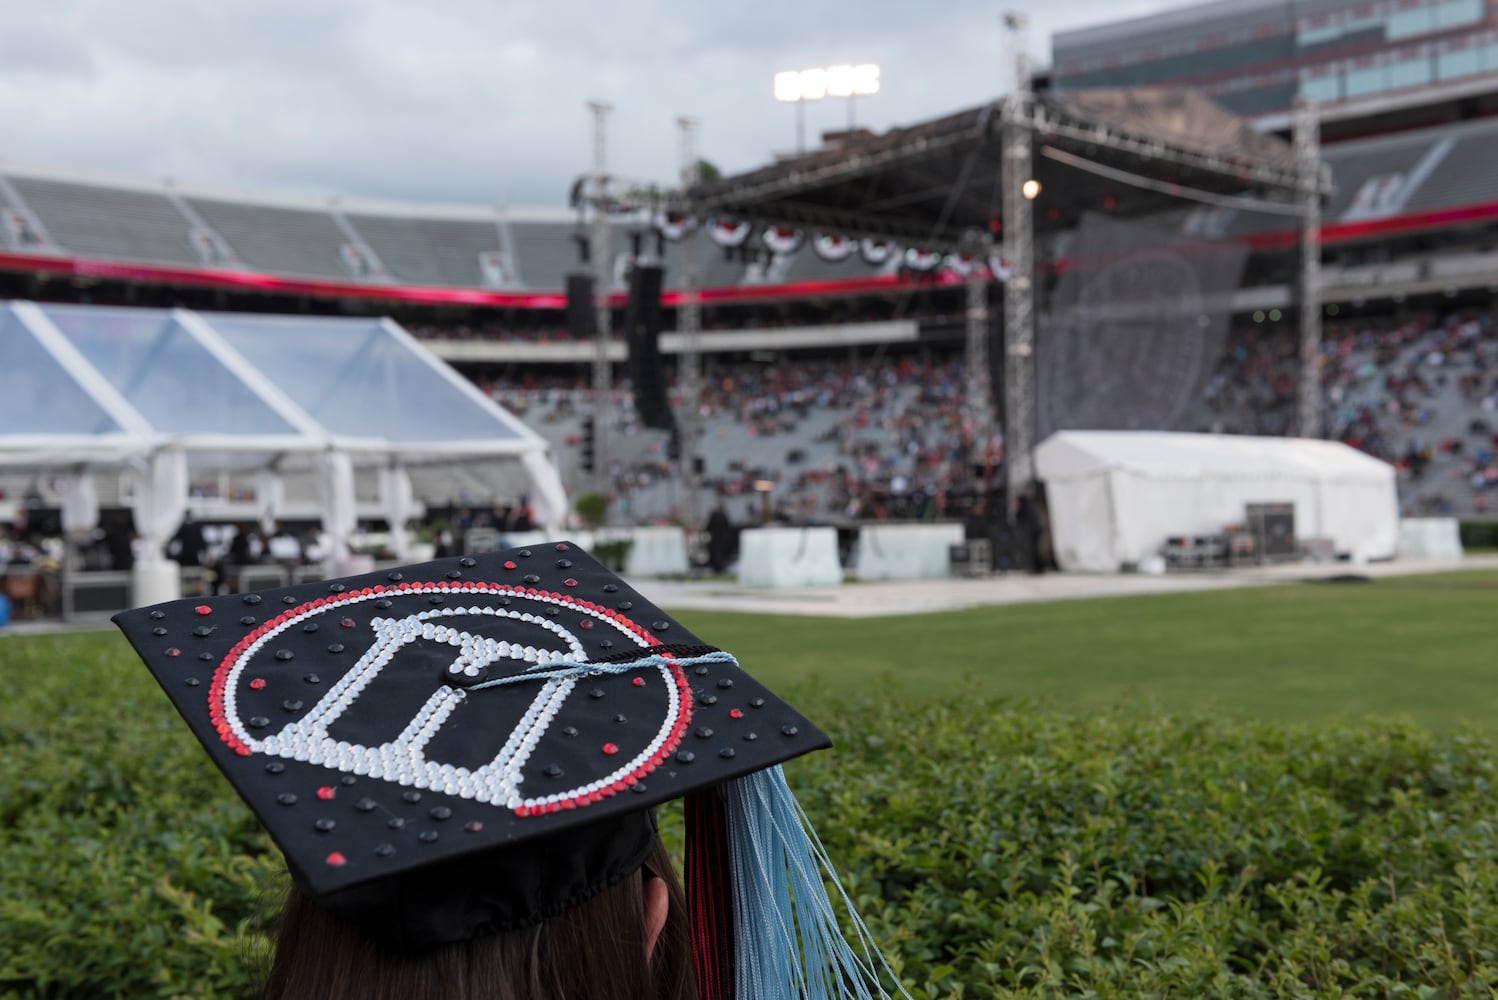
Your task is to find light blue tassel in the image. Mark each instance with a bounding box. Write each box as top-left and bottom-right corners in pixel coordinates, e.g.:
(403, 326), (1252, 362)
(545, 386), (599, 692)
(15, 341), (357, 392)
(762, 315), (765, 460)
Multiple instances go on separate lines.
(725, 765), (911, 1000)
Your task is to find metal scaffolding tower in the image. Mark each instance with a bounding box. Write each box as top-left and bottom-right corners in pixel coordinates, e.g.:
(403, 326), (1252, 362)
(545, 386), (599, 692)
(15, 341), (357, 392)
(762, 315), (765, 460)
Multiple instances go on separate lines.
(1293, 96), (1324, 439)
(586, 100), (614, 496)
(1000, 12), (1035, 514)
(675, 116), (704, 539)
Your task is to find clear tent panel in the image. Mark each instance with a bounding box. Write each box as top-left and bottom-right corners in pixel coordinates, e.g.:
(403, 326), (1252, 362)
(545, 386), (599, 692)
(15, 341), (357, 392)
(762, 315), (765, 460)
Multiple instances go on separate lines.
(206, 314), (526, 443)
(0, 306), (126, 436)
(38, 304), (300, 438)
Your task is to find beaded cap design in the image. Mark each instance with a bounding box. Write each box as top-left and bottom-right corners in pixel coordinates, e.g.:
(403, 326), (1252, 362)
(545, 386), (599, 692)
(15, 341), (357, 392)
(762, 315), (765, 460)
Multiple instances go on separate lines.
(114, 541), (828, 902)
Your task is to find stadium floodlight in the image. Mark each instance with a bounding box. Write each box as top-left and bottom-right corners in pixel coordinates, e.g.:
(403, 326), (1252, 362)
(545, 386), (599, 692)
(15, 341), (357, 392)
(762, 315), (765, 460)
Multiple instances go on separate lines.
(774, 64), (881, 151)
(1022, 179), (1041, 200)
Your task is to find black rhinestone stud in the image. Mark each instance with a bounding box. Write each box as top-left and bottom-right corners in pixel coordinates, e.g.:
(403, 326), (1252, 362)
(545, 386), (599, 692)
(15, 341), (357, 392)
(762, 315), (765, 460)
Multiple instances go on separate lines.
(375, 599), (392, 610)
(700, 694), (719, 706)
(184, 677), (200, 687)
(617, 601), (633, 611)
(631, 783), (648, 794)
(744, 732), (758, 742)
(519, 549), (532, 558)
(304, 672), (322, 684)
(446, 570), (462, 580)
(676, 751), (696, 764)
(419, 831), (439, 844)
(356, 798), (377, 812)
(387, 817), (405, 830)
(750, 697), (766, 708)
(522, 574), (541, 584)
(328, 583), (345, 593)
(282, 699), (303, 712)
(387, 572), (403, 582)
(265, 762), (286, 775)
(613, 714), (627, 724)
(719, 748), (736, 759)
(239, 615), (257, 626)
(249, 716), (270, 729)
(191, 625), (214, 637)
(374, 843), (396, 858)
(556, 559), (573, 569)
(282, 595), (296, 604)
(274, 649), (294, 661)
(717, 678), (734, 689)
(781, 725), (799, 737)
(429, 807), (452, 821)
(695, 727), (714, 739)
(402, 791), (422, 803)
(652, 621), (671, 632)
(276, 793), (298, 806)
(327, 643), (345, 654)
(149, 610), (166, 620)
(429, 596), (444, 605)
(151, 627), (167, 636)
(694, 666), (709, 676)
(589, 688), (605, 699)
(561, 726), (579, 737)
(543, 765), (564, 778)
(302, 623), (319, 633)
(197, 652), (213, 662)
(314, 818), (336, 833)
(599, 640), (614, 650)
(340, 775), (357, 786)
(243, 595), (262, 606)
(602, 584), (618, 593)
(459, 557), (476, 568)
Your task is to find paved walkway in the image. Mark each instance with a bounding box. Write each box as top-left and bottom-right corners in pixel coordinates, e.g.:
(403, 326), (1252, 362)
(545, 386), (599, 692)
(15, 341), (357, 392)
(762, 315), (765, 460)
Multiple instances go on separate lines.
(634, 555), (1498, 619)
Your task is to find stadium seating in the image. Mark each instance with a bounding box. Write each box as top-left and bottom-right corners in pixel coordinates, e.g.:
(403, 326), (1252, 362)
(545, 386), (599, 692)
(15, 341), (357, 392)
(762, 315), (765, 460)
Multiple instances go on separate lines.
(8, 176), (202, 265)
(184, 197), (354, 279)
(342, 212), (505, 287)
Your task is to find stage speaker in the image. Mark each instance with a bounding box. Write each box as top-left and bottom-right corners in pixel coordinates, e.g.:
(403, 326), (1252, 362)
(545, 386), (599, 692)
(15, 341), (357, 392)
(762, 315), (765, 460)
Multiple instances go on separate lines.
(565, 273), (596, 340)
(625, 264), (676, 432)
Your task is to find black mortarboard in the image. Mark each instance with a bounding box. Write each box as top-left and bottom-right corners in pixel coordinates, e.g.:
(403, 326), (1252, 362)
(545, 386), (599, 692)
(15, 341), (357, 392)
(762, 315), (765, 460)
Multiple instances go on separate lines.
(115, 542), (905, 999)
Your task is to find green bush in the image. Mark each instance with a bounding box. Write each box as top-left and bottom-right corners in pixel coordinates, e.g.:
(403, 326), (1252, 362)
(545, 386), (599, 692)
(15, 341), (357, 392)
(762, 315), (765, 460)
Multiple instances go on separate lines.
(4, 635), (1498, 997)
(1459, 520), (1498, 550)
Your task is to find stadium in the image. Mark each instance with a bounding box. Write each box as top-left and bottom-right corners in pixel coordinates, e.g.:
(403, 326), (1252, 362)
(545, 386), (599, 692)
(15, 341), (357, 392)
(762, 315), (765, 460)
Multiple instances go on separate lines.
(3, 1), (1498, 996)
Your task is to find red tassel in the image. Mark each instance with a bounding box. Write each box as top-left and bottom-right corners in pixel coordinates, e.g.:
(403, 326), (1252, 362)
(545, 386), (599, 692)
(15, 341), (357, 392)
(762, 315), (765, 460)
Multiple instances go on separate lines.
(685, 788), (734, 1000)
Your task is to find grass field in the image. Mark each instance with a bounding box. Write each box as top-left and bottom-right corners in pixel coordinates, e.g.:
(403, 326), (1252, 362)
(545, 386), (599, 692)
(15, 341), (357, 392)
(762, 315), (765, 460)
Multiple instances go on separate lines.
(674, 569), (1498, 729)
(7, 568), (1494, 730)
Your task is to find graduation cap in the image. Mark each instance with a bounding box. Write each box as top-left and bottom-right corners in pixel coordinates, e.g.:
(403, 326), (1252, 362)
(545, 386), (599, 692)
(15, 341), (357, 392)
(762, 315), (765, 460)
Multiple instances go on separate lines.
(115, 541), (905, 999)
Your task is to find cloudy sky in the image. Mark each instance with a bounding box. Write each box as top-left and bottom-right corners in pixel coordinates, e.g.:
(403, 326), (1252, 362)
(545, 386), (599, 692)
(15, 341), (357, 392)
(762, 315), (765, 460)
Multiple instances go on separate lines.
(0, 0), (1197, 208)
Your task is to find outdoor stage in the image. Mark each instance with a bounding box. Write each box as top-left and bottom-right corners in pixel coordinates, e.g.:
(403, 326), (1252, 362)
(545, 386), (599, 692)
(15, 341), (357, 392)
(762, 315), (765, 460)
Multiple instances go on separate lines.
(633, 554), (1498, 619)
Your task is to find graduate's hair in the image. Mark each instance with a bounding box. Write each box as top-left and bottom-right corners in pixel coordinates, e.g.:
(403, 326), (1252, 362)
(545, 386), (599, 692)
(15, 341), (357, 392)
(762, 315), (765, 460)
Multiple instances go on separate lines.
(261, 837), (696, 1000)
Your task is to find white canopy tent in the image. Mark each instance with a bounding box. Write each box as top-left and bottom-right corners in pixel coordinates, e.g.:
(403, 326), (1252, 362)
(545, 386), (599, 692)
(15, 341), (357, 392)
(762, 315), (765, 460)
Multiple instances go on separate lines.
(1034, 431), (1399, 572)
(0, 301), (567, 603)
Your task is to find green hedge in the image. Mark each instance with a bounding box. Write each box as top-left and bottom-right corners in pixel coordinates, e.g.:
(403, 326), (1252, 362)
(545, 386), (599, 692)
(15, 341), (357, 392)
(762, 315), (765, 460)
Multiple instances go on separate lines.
(4, 635), (1498, 997)
(1459, 520), (1498, 550)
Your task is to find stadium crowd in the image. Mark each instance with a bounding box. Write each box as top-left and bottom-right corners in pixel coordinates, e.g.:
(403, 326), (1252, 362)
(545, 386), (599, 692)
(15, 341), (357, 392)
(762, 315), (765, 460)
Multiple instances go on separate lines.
(487, 307), (1498, 522)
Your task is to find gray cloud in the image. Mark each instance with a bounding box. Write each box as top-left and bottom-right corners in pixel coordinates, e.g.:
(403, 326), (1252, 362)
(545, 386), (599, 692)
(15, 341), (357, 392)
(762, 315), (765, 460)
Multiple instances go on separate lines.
(0, 0), (1193, 206)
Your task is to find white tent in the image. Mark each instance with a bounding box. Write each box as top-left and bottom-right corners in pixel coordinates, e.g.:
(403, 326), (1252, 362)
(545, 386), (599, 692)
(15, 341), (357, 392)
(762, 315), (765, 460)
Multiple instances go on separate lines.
(1034, 430), (1399, 572)
(0, 301), (567, 602)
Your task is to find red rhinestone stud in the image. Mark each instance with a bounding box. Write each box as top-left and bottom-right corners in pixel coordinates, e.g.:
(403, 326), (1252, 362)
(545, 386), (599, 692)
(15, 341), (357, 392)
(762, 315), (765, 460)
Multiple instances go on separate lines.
(249, 678), (266, 690)
(339, 618), (355, 629)
(325, 852), (347, 867)
(730, 708), (744, 719)
(563, 578), (578, 588)
(317, 786), (336, 801)
(194, 605), (212, 616)
(602, 742), (619, 756)
(632, 677), (645, 687)
(503, 561), (517, 570)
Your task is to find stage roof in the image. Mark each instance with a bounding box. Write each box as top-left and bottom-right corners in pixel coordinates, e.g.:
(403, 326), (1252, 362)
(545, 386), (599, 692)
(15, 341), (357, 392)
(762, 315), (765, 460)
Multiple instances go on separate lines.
(684, 89), (1324, 249)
